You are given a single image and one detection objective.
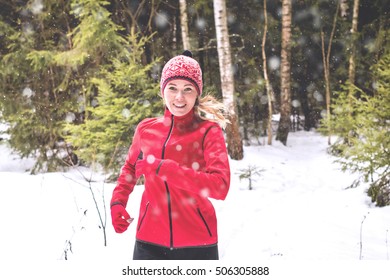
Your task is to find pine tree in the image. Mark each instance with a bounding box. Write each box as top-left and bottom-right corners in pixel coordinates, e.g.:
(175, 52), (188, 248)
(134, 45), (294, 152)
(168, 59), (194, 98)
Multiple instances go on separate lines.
(0, 0), (161, 174)
(60, 0), (162, 175)
(64, 33), (162, 175)
(0, 1), (77, 173)
(322, 51), (390, 206)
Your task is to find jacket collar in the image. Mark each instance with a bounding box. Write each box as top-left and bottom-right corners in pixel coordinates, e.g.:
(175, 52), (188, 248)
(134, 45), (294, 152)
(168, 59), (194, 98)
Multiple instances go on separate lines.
(163, 107), (200, 131)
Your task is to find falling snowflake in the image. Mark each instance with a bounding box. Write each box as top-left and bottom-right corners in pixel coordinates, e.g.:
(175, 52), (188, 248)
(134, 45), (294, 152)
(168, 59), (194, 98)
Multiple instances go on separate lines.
(22, 87), (35, 98)
(122, 108), (130, 119)
(268, 56), (280, 71)
(292, 100), (301, 108)
(31, 0), (44, 15)
(313, 91), (323, 102)
(65, 112), (76, 123)
(146, 155), (155, 164)
(191, 162), (200, 171)
(196, 18), (207, 30)
(155, 12), (169, 29)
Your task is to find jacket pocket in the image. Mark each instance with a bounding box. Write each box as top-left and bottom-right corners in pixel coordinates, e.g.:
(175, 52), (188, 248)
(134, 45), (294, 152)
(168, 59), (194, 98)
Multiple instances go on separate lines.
(197, 208), (212, 237)
(137, 202), (149, 231)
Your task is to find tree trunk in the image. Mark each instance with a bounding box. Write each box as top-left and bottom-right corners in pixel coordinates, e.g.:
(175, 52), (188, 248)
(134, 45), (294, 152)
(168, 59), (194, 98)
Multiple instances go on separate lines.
(262, 0), (273, 145)
(340, 0), (349, 19)
(348, 0), (360, 87)
(179, 0), (191, 51)
(321, 2), (340, 145)
(276, 0), (292, 146)
(213, 0), (243, 160)
(347, 0), (359, 124)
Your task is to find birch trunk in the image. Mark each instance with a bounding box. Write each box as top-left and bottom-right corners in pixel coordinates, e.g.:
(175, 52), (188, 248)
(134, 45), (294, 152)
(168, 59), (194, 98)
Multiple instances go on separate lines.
(340, 0), (349, 19)
(347, 0), (360, 122)
(213, 0), (243, 160)
(348, 0), (360, 87)
(276, 0), (292, 145)
(179, 0), (190, 51)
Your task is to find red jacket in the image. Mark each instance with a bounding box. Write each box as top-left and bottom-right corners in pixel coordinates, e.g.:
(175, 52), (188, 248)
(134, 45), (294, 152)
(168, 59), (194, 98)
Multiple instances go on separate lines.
(111, 108), (230, 248)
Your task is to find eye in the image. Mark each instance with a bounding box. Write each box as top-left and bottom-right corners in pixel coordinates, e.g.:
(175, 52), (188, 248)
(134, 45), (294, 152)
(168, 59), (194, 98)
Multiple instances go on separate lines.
(184, 87), (194, 93)
(168, 86), (177, 91)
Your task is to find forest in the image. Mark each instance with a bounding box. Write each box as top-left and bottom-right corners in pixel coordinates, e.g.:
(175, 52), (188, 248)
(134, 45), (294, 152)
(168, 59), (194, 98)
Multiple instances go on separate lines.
(0, 0), (389, 205)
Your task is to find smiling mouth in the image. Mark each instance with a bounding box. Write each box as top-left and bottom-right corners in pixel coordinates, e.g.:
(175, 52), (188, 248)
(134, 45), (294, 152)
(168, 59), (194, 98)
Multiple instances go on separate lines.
(174, 104), (186, 109)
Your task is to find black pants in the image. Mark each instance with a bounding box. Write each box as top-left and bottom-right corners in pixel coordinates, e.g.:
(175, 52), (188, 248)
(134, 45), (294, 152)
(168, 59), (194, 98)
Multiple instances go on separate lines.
(133, 241), (219, 260)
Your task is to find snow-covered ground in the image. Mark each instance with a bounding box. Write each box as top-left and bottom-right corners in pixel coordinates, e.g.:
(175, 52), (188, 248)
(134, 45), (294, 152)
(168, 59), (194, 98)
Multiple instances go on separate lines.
(1, 130), (389, 279)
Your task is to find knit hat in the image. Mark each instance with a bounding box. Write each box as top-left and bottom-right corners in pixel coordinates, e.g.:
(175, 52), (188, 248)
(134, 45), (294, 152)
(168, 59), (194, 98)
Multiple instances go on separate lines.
(160, 50), (203, 96)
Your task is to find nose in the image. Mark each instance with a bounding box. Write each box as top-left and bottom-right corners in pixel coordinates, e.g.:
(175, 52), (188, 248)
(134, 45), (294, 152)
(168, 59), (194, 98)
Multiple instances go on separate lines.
(175, 91), (185, 101)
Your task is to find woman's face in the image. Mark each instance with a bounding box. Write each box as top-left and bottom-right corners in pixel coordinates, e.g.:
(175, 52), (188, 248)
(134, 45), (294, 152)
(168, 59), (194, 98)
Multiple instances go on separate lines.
(163, 79), (198, 116)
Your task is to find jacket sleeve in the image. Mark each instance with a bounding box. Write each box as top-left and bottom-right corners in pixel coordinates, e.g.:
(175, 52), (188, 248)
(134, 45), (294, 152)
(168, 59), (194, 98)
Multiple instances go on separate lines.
(157, 125), (230, 200)
(110, 122), (143, 208)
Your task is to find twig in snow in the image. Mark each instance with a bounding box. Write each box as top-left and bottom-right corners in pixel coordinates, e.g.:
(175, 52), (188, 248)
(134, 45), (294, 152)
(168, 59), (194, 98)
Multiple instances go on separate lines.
(359, 213), (369, 260)
(59, 209), (87, 260)
(63, 170), (107, 247)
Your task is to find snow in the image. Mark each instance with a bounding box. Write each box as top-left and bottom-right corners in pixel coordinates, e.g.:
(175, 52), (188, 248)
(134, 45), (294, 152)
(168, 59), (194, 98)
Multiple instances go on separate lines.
(1, 131), (389, 279)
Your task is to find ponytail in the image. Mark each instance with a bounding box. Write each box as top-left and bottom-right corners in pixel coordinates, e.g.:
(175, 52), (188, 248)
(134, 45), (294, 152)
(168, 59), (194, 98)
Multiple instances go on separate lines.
(195, 94), (230, 129)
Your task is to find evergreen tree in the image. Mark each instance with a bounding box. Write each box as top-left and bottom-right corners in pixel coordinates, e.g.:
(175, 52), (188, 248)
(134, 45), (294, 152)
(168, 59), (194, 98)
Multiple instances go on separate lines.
(0, 0), (161, 174)
(64, 34), (162, 175)
(321, 51), (390, 206)
(1, 0), (388, 178)
(60, 0), (162, 175)
(0, 1), (77, 173)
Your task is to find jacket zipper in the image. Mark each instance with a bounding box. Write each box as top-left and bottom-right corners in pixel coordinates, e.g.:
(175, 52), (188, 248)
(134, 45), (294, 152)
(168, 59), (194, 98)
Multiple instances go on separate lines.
(197, 208), (213, 237)
(165, 182), (173, 249)
(137, 202), (149, 231)
(161, 114), (174, 159)
(162, 114), (174, 249)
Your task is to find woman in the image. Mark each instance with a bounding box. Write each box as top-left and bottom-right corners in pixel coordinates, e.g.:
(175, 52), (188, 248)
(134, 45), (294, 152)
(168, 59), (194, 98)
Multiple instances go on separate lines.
(110, 50), (231, 260)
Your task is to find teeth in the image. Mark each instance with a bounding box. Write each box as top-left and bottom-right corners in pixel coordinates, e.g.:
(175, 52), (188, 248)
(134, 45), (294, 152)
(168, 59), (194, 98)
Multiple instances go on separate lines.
(174, 104), (186, 108)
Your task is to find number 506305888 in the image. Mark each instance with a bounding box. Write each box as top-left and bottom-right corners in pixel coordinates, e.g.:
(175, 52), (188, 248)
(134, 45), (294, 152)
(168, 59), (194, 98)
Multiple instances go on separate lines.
(215, 266), (270, 276)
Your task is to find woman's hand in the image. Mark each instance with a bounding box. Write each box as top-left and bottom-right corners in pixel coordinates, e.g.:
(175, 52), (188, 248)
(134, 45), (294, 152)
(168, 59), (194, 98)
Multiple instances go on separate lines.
(111, 204), (134, 233)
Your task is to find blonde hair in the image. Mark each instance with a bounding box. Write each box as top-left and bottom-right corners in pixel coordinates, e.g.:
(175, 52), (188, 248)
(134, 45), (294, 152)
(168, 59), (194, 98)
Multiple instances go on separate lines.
(195, 94), (230, 129)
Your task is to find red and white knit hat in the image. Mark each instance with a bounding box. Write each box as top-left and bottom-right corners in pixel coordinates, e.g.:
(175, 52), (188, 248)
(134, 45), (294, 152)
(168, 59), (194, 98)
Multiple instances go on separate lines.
(160, 50), (203, 96)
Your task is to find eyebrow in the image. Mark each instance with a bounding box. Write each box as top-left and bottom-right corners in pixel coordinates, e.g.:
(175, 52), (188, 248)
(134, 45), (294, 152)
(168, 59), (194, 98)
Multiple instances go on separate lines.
(167, 82), (194, 87)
